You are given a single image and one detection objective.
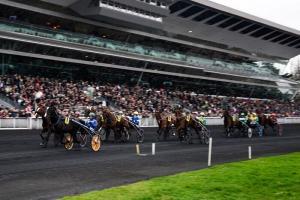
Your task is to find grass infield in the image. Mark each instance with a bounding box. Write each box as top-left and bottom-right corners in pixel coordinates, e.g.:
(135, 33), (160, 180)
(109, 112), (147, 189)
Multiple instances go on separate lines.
(63, 152), (300, 200)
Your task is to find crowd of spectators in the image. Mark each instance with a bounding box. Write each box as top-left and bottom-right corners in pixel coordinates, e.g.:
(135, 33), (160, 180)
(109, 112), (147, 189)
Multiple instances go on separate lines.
(0, 74), (299, 118)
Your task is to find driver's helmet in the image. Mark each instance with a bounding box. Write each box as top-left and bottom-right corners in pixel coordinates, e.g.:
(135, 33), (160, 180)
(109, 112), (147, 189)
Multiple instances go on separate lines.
(200, 112), (205, 116)
(89, 112), (96, 119)
(133, 111), (138, 115)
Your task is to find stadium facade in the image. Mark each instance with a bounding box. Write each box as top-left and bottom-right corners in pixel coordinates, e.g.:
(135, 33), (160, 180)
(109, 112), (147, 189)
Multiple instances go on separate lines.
(0, 0), (300, 99)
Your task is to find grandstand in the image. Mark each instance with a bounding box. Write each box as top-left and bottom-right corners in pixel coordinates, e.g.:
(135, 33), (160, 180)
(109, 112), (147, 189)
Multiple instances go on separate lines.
(0, 0), (300, 116)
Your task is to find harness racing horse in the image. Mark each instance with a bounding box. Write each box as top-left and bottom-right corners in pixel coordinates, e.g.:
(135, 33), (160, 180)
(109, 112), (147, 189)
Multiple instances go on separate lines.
(174, 109), (202, 144)
(45, 106), (83, 149)
(34, 105), (60, 147)
(259, 114), (282, 136)
(223, 111), (251, 138)
(100, 108), (130, 143)
(155, 111), (176, 141)
(223, 110), (234, 137)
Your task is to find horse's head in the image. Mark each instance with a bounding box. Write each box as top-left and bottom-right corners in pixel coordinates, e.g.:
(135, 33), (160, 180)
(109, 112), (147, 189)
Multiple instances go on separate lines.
(258, 114), (268, 126)
(223, 110), (230, 117)
(269, 114), (278, 124)
(46, 106), (59, 124)
(35, 106), (46, 118)
(155, 111), (162, 120)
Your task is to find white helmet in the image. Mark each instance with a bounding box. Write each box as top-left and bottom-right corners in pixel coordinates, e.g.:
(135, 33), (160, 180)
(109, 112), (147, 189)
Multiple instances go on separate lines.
(89, 112), (96, 118)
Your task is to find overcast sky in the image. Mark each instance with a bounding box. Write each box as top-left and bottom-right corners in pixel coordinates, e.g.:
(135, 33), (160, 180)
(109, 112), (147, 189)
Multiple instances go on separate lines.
(209, 0), (300, 31)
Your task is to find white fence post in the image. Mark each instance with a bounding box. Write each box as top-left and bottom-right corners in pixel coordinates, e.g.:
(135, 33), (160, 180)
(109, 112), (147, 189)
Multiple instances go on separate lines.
(136, 144), (140, 155)
(208, 137), (212, 167)
(248, 146), (252, 160)
(152, 143), (156, 155)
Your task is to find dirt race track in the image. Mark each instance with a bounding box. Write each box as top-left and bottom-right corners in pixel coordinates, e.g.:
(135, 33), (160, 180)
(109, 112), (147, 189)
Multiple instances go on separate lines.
(0, 125), (300, 200)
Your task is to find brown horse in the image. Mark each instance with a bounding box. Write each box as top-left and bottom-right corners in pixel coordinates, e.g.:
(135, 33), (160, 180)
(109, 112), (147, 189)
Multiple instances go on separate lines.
(174, 109), (200, 143)
(223, 111), (238, 137)
(100, 108), (131, 142)
(259, 114), (282, 136)
(223, 111), (249, 137)
(155, 111), (176, 141)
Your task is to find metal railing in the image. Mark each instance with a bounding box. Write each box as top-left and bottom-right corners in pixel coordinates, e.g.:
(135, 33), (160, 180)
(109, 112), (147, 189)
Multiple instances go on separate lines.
(0, 117), (299, 130)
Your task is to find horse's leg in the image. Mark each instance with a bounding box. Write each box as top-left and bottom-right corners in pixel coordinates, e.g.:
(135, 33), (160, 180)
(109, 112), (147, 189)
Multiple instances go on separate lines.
(119, 126), (125, 142)
(42, 128), (52, 148)
(162, 127), (168, 141)
(39, 128), (47, 146)
(185, 127), (193, 144)
(113, 128), (119, 143)
(194, 126), (201, 143)
(123, 126), (130, 142)
(156, 127), (162, 140)
(53, 131), (61, 147)
(105, 128), (110, 141)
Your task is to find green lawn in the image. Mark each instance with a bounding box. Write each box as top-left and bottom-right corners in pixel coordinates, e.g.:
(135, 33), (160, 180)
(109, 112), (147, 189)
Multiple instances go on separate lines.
(63, 153), (300, 200)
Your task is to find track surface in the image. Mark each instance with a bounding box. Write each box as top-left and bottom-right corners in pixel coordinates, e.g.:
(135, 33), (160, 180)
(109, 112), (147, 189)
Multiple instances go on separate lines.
(0, 125), (300, 200)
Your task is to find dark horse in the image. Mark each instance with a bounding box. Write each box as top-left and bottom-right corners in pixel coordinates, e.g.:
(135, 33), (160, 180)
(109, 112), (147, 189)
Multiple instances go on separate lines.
(34, 105), (61, 147)
(45, 105), (83, 149)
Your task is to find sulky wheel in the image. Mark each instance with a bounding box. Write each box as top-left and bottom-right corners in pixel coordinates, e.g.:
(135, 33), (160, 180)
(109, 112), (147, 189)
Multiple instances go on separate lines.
(64, 133), (74, 150)
(91, 134), (102, 152)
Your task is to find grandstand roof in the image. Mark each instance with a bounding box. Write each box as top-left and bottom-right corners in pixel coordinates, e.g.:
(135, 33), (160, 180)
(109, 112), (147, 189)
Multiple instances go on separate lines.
(39, 0), (300, 60)
(189, 0), (300, 36)
(165, 0), (300, 59)
(3, 0), (300, 60)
